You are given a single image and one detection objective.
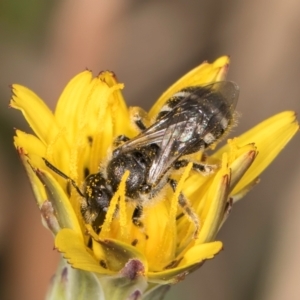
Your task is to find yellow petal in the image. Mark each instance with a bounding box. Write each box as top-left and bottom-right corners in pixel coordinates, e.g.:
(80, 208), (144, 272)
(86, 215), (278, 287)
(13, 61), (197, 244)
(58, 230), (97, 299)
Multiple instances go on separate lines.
(149, 56), (230, 118)
(178, 241), (223, 268)
(54, 70), (94, 146)
(55, 71), (114, 177)
(88, 228), (148, 273)
(14, 130), (46, 159)
(54, 71), (132, 147)
(10, 84), (70, 173)
(228, 143), (258, 191)
(54, 71), (133, 179)
(143, 201), (177, 272)
(197, 157), (230, 244)
(147, 241), (222, 284)
(10, 85), (57, 145)
(98, 71), (133, 137)
(55, 228), (113, 274)
(215, 111), (299, 195)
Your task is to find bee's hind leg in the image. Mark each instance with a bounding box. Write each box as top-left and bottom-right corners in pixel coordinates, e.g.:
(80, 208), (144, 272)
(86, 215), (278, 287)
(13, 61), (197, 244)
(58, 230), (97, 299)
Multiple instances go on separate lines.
(168, 178), (200, 238)
(173, 159), (217, 176)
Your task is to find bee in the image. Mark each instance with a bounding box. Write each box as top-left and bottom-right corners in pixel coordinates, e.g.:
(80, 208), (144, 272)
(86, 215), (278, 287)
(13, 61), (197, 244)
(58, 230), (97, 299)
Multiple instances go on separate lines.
(44, 81), (239, 236)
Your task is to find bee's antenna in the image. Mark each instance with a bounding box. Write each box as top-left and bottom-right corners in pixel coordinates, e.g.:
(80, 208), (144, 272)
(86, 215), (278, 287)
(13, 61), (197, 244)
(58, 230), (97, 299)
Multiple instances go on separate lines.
(42, 158), (85, 197)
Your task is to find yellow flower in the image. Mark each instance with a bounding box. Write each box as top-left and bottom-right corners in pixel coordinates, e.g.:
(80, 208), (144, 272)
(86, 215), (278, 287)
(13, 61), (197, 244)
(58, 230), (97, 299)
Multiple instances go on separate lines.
(11, 57), (299, 300)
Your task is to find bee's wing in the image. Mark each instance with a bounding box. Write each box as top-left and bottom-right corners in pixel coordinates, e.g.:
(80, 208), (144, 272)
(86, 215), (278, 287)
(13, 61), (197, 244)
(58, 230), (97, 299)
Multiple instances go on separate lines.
(147, 114), (200, 184)
(147, 81), (239, 185)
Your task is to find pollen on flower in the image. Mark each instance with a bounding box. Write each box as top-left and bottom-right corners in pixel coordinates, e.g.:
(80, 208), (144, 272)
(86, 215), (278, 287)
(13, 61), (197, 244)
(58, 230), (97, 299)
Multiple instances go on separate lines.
(227, 138), (238, 160)
(11, 56), (299, 300)
(118, 172), (130, 238)
(100, 171), (130, 239)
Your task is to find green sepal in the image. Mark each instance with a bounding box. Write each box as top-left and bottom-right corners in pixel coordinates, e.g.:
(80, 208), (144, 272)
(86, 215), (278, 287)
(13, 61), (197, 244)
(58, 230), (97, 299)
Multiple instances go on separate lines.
(46, 258), (104, 300)
(32, 166), (82, 236)
(143, 284), (170, 300)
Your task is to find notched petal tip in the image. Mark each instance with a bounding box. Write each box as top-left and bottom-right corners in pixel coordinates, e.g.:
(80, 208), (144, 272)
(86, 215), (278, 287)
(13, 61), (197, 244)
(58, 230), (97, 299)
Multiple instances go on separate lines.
(98, 71), (123, 90)
(55, 228), (112, 274)
(9, 84), (18, 106)
(98, 70), (116, 78)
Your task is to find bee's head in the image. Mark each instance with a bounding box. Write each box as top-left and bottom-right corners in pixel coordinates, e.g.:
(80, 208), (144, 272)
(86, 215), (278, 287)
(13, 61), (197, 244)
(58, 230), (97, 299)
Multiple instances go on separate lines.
(81, 173), (113, 226)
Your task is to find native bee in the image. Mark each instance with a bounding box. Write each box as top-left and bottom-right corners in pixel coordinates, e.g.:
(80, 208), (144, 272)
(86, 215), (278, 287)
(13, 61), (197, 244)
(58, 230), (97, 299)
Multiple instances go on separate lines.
(44, 81), (239, 235)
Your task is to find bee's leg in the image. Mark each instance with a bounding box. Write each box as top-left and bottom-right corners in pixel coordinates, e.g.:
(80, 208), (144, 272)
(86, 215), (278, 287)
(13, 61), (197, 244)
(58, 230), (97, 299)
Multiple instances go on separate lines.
(113, 135), (130, 147)
(173, 159), (217, 175)
(191, 161), (217, 175)
(130, 107), (150, 131)
(132, 205), (144, 227)
(168, 178), (199, 238)
(132, 114), (147, 131)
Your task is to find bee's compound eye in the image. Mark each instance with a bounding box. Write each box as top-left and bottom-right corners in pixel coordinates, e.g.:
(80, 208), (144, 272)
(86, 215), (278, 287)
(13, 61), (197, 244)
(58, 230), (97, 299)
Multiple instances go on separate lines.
(84, 173), (112, 211)
(94, 186), (112, 207)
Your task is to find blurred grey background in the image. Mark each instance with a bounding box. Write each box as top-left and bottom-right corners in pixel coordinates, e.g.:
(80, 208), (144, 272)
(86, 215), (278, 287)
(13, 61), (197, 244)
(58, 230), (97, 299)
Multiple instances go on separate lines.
(1, 1), (300, 299)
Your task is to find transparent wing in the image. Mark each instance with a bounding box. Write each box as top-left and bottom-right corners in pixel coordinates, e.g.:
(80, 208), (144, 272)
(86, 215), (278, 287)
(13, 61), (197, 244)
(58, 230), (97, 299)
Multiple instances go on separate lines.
(147, 112), (202, 184)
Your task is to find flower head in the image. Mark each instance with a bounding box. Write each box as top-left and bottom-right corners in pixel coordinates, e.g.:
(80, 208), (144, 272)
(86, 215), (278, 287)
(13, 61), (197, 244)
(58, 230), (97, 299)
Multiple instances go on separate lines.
(11, 56), (299, 299)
